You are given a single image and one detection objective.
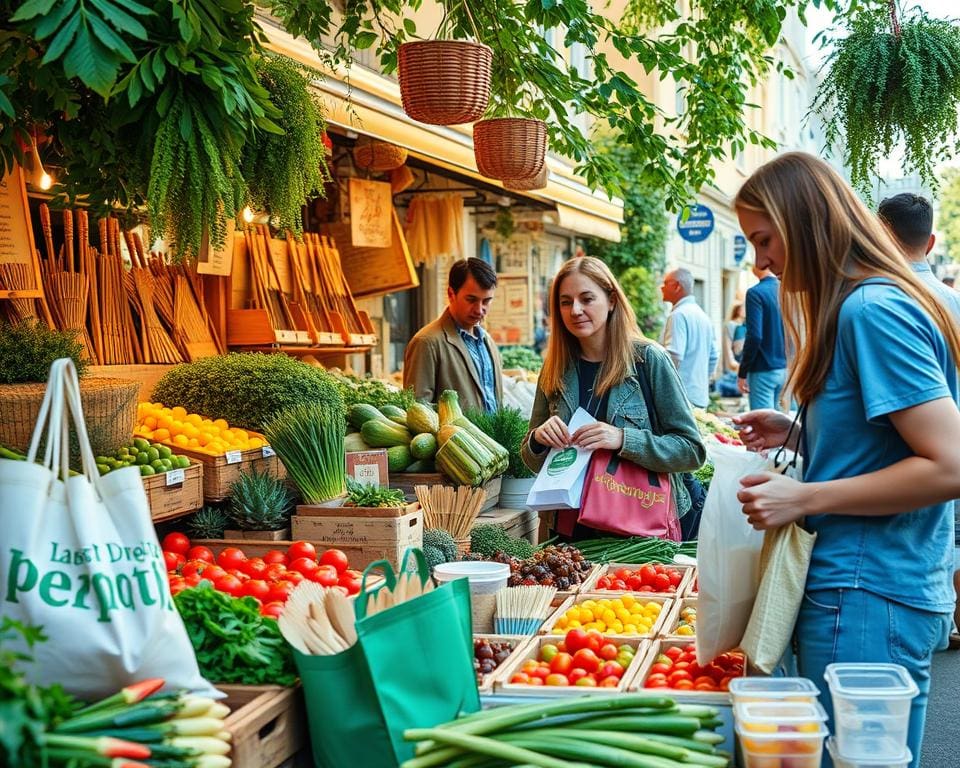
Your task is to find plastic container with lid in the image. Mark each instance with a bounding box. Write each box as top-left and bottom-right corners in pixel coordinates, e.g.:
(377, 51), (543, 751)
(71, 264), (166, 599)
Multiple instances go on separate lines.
(432, 561), (509, 633)
(826, 737), (912, 768)
(824, 663), (918, 762)
(735, 699), (829, 730)
(735, 700), (829, 768)
(730, 676), (821, 704)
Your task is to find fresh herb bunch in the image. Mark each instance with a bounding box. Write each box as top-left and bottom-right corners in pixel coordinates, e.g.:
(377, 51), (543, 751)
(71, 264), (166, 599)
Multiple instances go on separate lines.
(465, 406), (533, 479)
(345, 477), (406, 508)
(152, 353), (343, 432)
(265, 402), (346, 504)
(0, 320), (87, 384)
(243, 56), (329, 236)
(692, 461), (715, 492)
(331, 372), (416, 411)
(174, 584), (297, 685)
(228, 468), (294, 531)
(188, 505), (230, 540)
(815, 6), (960, 196)
(498, 346), (543, 372)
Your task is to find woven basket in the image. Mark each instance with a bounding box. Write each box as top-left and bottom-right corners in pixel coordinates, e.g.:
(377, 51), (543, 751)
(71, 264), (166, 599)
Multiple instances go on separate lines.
(353, 137), (408, 173)
(474, 118), (547, 181)
(455, 536), (472, 558)
(503, 165), (549, 191)
(398, 40), (492, 125)
(0, 377), (139, 458)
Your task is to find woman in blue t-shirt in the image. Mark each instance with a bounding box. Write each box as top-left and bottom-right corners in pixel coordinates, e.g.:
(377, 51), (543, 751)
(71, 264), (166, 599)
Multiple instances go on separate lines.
(732, 152), (960, 768)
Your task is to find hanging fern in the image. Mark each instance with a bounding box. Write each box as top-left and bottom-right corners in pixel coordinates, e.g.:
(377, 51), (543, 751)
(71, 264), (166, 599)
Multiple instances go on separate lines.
(243, 56), (329, 236)
(815, 5), (960, 197)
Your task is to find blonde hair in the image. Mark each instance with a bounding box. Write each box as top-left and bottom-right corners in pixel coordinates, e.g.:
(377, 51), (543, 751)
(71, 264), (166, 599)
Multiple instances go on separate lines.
(727, 301), (745, 323)
(735, 152), (960, 404)
(539, 256), (644, 398)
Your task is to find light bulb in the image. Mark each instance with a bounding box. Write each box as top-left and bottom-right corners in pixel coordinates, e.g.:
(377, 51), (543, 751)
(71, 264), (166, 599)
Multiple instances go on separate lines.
(242, 206), (254, 223)
(39, 171), (53, 190)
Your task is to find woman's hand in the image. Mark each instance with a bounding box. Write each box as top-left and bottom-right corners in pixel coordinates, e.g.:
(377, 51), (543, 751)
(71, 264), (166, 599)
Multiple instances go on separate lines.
(732, 409), (793, 453)
(737, 472), (814, 529)
(571, 422), (624, 452)
(533, 416), (572, 449)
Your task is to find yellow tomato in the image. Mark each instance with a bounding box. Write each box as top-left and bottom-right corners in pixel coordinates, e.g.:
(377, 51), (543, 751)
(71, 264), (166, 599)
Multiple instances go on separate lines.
(153, 428), (170, 443)
(171, 406), (187, 419)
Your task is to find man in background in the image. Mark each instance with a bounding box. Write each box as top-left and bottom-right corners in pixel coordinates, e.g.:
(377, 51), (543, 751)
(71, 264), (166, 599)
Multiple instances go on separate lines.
(737, 265), (788, 410)
(404, 258), (503, 413)
(660, 268), (718, 408)
(879, 192), (960, 650)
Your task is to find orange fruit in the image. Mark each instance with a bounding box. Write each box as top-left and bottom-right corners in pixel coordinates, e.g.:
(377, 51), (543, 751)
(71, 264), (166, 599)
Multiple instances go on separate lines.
(153, 428), (171, 442)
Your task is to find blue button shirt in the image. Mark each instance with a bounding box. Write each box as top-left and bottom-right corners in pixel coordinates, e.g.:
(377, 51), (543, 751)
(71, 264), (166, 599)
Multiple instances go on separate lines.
(457, 325), (498, 413)
(802, 280), (958, 612)
(661, 296), (718, 408)
(910, 261), (960, 321)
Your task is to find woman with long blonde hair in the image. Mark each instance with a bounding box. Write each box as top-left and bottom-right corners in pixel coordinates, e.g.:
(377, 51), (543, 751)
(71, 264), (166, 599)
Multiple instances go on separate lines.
(521, 256), (705, 540)
(733, 152), (960, 768)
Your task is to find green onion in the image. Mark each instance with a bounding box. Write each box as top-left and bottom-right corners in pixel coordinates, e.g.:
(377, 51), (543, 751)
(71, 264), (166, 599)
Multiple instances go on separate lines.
(404, 730), (573, 768)
(265, 402), (346, 503)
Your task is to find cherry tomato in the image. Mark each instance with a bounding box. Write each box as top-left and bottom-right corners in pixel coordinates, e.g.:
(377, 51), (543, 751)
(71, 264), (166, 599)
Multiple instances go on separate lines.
(565, 629), (588, 653)
(187, 546), (215, 563)
(650, 662), (673, 676)
(599, 661), (625, 679)
(242, 557), (268, 578)
(510, 672), (532, 685)
(549, 652), (574, 676)
(264, 563), (287, 581)
(288, 557), (319, 577)
(263, 550), (287, 566)
(163, 551), (184, 572)
(242, 579), (271, 601)
(284, 570), (305, 585)
(200, 565), (227, 583)
(286, 541), (317, 562)
(214, 574), (243, 597)
(319, 548), (350, 574)
(545, 674), (569, 686)
(598, 643), (619, 661)
(217, 547), (247, 571)
(338, 577), (361, 596)
(162, 532), (191, 556)
(572, 649), (601, 674)
(267, 580), (295, 603)
(260, 601), (284, 619)
(309, 565), (339, 587)
(598, 675), (620, 688)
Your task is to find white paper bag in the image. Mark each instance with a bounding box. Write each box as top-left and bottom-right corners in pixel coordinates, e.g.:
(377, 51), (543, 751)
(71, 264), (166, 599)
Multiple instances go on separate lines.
(695, 440), (767, 665)
(525, 408), (596, 511)
(0, 359), (217, 699)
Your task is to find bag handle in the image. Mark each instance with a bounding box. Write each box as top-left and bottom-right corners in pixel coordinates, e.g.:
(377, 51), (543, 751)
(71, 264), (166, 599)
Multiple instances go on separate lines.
(354, 558), (396, 621)
(398, 547), (431, 587)
(634, 353), (662, 435)
(772, 405), (807, 475)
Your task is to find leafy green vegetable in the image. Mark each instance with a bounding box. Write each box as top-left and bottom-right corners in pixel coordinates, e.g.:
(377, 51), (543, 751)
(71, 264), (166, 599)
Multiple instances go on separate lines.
(328, 371), (416, 412)
(0, 320), (88, 384)
(228, 467), (295, 531)
(345, 477), (406, 508)
(465, 407), (533, 479)
(469, 523), (534, 560)
(498, 346), (543, 373)
(264, 402), (346, 504)
(692, 461), (715, 491)
(174, 584), (297, 686)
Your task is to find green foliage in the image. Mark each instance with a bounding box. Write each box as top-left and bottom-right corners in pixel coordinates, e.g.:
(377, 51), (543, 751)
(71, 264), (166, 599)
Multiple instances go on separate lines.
(0, 320), (87, 384)
(152, 353), (343, 432)
(939, 167), (960, 263)
(815, 7), (960, 196)
(423, 528), (458, 568)
(469, 522), (535, 559)
(465, 406), (533, 479)
(229, 468), (294, 530)
(498, 346), (543, 372)
(345, 477), (406, 508)
(188, 505), (230, 540)
(243, 56), (329, 236)
(618, 266), (665, 338)
(264, 401), (346, 504)
(330, 371), (417, 411)
(692, 460), (715, 492)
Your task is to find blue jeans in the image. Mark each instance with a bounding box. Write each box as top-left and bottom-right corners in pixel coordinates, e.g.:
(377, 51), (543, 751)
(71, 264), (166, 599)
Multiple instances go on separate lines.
(747, 368), (786, 411)
(796, 588), (951, 768)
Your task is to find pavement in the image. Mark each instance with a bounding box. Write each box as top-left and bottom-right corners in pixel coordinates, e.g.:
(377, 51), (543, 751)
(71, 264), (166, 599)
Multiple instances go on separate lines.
(921, 647), (960, 767)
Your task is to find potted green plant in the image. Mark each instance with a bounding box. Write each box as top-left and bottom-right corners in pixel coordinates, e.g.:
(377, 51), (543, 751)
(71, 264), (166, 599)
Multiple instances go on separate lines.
(465, 406), (535, 508)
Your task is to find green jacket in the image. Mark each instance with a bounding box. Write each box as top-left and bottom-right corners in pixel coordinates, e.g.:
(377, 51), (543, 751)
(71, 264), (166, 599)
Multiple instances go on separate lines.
(403, 309), (504, 412)
(521, 340), (706, 516)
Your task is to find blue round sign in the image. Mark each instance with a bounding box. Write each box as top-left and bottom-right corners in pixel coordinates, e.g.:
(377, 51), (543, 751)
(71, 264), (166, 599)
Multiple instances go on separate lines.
(676, 204), (715, 243)
(733, 233), (748, 264)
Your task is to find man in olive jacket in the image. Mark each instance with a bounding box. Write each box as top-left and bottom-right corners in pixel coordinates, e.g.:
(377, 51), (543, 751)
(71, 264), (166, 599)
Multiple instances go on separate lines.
(403, 258), (504, 413)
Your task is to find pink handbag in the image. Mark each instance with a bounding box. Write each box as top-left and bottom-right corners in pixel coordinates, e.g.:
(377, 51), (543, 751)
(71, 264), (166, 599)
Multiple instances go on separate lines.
(576, 449), (681, 539)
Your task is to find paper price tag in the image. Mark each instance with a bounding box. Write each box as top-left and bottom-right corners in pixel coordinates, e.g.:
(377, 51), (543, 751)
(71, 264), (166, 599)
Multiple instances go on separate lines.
(261, 445), (276, 458)
(225, 450), (243, 465)
(165, 468), (185, 486)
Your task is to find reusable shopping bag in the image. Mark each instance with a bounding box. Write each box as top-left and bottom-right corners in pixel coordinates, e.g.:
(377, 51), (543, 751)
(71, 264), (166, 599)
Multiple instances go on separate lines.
(293, 548), (479, 768)
(0, 359), (214, 699)
(525, 407), (596, 511)
(695, 439), (767, 665)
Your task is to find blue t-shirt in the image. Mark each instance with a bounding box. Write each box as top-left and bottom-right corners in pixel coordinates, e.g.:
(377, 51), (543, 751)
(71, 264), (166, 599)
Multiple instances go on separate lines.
(802, 280), (958, 613)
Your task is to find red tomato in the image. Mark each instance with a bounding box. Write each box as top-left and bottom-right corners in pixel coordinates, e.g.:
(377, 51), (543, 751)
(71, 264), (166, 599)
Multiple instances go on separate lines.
(650, 662), (673, 676)
(521, 660), (539, 673)
(214, 574), (243, 597)
(664, 646), (683, 660)
(585, 631), (604, 654)
(217, 547), (247, 571)
(227, 568), (250, 582)
(626, 575), (643, 591)
(545, 673), (569, 686)
(668, 570), (683, 587)
(693, 676), (716, 688)
(528, 677), (544, 686)
(695, 682), (717, 691)
(574, 676), (598, 687)
(672, 661), (691, 671)
(309, 565), (339, 587)
(529, 665), (551, 681)
(183, 573), (202, 587)
(343, 569), (363, 580)
(572, 649), (601, 674)
(674, 679), (694, 690)
(599, 661), (625, 679)
(510, 672), (532, 685)
(162, 532), (191, 556)
(200, 565), (227, 583)
(286, 541), (317, 562)
(338, 577), (361, 596)
(267, 580), (295, 603)
(568, 668), (589, 684)
(168, 576), (186, 595)
(242, 557), (268, 578)
(264, 563), (287, 581)
(163, 551), (184, 572)
(288, 557), (319, 577)
(187, 546), (215, 563)
(653, 564), (666, 574)
(614, 567), (632, 581)
(565, 629), (588, 653)
(242, 579), (271, 601)
(319, 548), (350, 574)
(596, 576), (611, 589)
(645, 672), (668, 684)
(645, 676), (670, 688)
(653, 573), (672, 592)
(598, 643), (619, 661)
(639, 564), (658, 585)
(260, 601), (284, 619)
(263, 550), (287, 565)
(549, 652), (574, 676)
(284, 570), (305, 585)
(598, 675), (620, 688)
(668, 670), (693, 686)
(611, 579), (628, 590)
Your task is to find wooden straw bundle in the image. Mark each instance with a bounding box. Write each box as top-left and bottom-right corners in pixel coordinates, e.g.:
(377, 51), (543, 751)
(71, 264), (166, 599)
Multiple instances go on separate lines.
(414, 484), (487, 540)
(494, 585), (557, 635)
(305, 233), (366, 335)
(132, 268), (181, 363)
(173, 274), (219, 359)
(39, 206), (93, 360)
(0, 264), (40, 323)
(245, 226), (294, 331)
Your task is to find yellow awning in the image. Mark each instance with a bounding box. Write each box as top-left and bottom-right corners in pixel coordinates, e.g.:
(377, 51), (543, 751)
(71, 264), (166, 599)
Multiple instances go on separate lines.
(259, 15), (623, 242)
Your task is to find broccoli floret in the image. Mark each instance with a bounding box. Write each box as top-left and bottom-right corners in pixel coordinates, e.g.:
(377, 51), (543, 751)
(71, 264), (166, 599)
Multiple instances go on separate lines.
(501, 537), (535, 560)
(470, 523), (511, 557)
(692, 461), (715, 491)
(423, 528), (458, 564)
(423, 544), (445, 569)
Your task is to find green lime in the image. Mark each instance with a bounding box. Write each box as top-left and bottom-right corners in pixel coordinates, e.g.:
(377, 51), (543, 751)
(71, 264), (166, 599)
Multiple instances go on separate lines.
(95, 455), (109, 464)
(117, 447), (131, 458)
(133, 438), (149, 452)
(176, 456), (191, 469)
(146, 447), (160, 462)
(150, 459), (166, 471)
(135, 452), (149, 465)
(96, 463), (110, 475)
(157, 445), (172, 460)
(139, 464), (155, 477)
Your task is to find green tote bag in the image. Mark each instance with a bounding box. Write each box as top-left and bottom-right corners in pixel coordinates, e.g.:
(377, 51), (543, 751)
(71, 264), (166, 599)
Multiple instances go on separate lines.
(293, 548), (479, 768)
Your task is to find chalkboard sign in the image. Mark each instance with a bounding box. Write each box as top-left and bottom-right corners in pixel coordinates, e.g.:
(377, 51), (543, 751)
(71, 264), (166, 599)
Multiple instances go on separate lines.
(0, 163), (43, 298)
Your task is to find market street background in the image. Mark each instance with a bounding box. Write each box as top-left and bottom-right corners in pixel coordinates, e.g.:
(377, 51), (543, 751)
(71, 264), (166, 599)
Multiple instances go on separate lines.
(921, 650), (960, 766)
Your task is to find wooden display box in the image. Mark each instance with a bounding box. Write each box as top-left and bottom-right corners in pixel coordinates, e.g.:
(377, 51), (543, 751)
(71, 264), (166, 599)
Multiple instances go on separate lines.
(223, 527), (291, 541)
(623, 638), (737, 704)
(490, 635), (650, 696)
(171, 444), (285, 502)
(539, 593), (673, 640)
(581, 562), (695, 598)
(473, 633), (527, 695)
(661, 596), (698, 641)
(143, 462), (203, 523)
(684, 567), (699, 598)
(551, 563), (601, 607)
(220, 684), (307, 768)
(475, 506), (538, 544)
(390, 473), (501, 511)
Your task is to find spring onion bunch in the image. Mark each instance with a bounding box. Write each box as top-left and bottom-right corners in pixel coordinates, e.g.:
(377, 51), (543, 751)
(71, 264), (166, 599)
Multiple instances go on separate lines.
(265, 402), (346, 503)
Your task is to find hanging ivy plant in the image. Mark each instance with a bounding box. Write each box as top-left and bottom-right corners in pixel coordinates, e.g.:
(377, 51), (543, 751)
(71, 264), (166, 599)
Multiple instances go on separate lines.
(242, 56), (330, 237)
(815, 2), (960, 196)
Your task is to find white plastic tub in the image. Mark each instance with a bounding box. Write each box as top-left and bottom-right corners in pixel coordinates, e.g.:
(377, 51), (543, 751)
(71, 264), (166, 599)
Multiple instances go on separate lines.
(734, 699), (829, 730)
(736, 721), (828, 768)
(825, 663), (918, 762)
(433, 561), (509, 633)
(826, 737), (911, 767)
(730, 676), (821, 704)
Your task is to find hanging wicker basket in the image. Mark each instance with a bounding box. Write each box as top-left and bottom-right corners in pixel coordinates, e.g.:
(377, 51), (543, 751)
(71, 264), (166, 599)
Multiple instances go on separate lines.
(474, 118), (547, 181)
(352, 137), (409, 173)
(398, 40), (493, 125)
(503, 165), (549, 192)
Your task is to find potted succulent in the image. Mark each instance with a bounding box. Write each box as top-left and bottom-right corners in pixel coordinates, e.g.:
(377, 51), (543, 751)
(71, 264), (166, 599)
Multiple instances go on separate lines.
(465, 406), (535, 508)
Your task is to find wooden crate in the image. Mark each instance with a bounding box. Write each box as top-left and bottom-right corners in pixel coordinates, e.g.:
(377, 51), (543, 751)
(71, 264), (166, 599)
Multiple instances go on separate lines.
(490, 635), (650, 696)
(390, 473), (501, 511)
(472, 633), (528, 694)
(660, 596), (698, 641)
(623, 637), (740, 704)
(581, 562), (694, 599)
(220, 684), (307, 768)
(552, 563), (601, 607)
(171, 443), (285, 501)
(475, 506), (538, 544)
(539, 592), (673, 640)
(143, 462), (203, 522)
(684, 567), (699, 598)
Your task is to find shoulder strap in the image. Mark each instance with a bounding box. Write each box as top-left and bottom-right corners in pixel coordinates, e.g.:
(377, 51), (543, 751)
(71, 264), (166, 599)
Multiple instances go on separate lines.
(634, 350), (662, 436)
